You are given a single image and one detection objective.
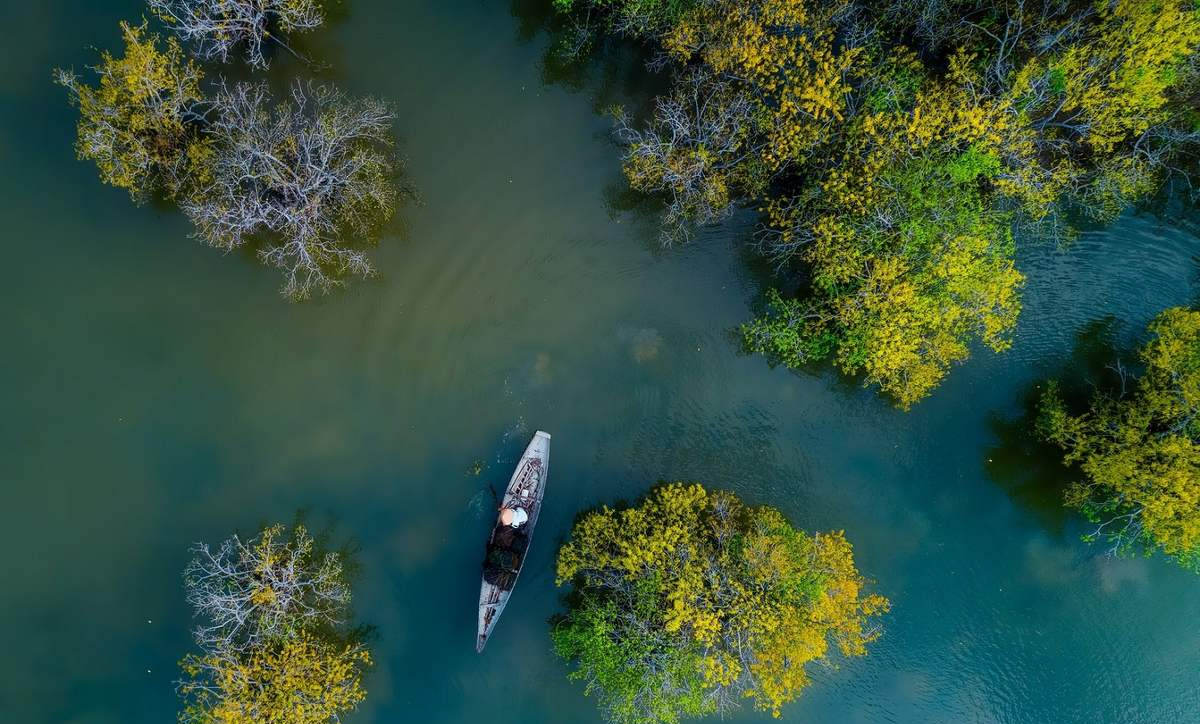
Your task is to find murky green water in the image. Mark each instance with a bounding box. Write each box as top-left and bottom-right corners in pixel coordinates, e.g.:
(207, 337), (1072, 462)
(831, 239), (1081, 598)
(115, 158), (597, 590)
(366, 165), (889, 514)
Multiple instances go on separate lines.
(3, 2), (1200, 723)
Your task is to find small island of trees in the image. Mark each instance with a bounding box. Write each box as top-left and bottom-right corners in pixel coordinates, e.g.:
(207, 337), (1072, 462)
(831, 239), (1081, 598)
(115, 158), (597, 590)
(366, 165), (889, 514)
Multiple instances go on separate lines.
(176, 524), (371, 724)
(56, 2), (408, 299)
(551, 483), (888, 724)
(1037, 308), (1200, 572)
(553, 0), (1200, 408)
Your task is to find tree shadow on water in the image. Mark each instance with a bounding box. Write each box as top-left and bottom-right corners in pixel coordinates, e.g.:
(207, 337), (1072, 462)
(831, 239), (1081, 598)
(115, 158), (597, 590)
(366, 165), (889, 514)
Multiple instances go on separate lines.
(285, 508), (379, 648)
(508, 0), (670, 116)
(984, 318), (1127, 535)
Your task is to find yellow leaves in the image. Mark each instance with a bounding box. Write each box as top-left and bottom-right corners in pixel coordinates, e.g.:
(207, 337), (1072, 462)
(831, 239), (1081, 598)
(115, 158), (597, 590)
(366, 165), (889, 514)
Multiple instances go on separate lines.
(556, 483), (710, 584)
(190, 635), (370, 724)
(702, 651), (741, 688)
(832, 232), (1023, 409)
(666, 0), (857, 170)
(663, 18), (700, 59)
(185, 137), (216, 191)
(1009, 0), (1200, 157)
(745, 613), (823, 716)
(250, 585), (278, 608)
(664, 593), (721, 645)
(556, 483), (889, 718)
(58, 19), (204, 201)
(1045, 307), (1200, 569)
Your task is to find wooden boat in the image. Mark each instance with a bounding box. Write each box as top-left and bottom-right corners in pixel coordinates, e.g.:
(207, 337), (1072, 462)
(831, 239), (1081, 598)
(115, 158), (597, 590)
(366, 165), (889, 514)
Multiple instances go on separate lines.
(476, 430), (551, 652)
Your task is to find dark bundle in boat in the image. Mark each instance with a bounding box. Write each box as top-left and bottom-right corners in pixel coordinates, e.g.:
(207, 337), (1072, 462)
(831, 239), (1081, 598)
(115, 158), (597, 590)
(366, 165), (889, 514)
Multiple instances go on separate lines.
(483, 524), (528, 589)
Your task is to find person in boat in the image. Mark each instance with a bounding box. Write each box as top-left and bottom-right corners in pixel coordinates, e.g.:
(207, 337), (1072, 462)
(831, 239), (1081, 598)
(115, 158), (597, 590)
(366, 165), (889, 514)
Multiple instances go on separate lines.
(498, 506), (528, 528)
(492, 506), (529, 552)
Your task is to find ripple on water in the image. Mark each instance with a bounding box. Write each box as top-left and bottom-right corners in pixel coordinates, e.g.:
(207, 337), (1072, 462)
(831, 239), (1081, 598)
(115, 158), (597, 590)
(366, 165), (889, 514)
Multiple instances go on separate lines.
(1014, 214), (1200, 365)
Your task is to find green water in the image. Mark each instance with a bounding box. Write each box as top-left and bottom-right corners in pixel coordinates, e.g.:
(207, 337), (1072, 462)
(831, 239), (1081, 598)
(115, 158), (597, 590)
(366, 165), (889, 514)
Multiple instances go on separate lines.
(3, 2), (1200, 723)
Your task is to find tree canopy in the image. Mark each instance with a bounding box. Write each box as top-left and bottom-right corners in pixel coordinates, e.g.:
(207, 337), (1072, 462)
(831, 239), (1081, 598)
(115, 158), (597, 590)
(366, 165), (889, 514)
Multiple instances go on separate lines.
(148, 0), (325, 68)
(183, 81), (399, 299)
(57, 12), (406, 298)
(555, 0), (1200, 407)
(177, 524), (371, 724)
(1038, 308), (1200, 571)
(552, 483), (889, 724)
(54, 21), (211, 202)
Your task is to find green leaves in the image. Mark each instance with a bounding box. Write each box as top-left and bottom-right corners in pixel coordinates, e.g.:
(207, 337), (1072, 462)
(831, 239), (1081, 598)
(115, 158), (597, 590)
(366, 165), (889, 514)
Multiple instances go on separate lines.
(565, 0), (1200, 408)
(946, 146), (1002, 185)
(552, 483), (888, 723)
(552, 593), (710, 724)
(1037, 308), (1200, 571)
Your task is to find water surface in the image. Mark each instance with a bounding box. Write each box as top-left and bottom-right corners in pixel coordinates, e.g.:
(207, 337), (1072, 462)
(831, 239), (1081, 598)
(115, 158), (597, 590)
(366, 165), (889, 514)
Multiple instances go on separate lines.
(2, 2), (1199, 723)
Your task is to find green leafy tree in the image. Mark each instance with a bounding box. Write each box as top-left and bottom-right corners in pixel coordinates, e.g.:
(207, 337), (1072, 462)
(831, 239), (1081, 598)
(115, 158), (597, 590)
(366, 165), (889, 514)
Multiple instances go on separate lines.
(55, 20), (211, 201)
(1037, 308), (1200, 571)
(552, 483), (889, 724)
(556, 0), (1200, 407)
(744, 57), (1024, 407)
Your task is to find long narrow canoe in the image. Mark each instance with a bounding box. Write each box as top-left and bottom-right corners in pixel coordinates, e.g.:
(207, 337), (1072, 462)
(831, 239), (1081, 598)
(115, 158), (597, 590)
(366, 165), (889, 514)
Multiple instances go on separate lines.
(476, 430), (551, 652)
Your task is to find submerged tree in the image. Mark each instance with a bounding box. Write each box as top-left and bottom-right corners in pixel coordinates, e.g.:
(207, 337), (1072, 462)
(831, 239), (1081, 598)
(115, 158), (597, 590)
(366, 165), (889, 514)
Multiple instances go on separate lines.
(183, 523), (351, 654)
(54, 20), (212, 201)
(179, 633), (369, 724)
(148, 0), (325, 68)
(1038, 308), (1200, 571)
(552, 483), (889, 724)
(616, 68), (764, 244)
(183, 81), (400, 299)
(178, 523), (370, 724)
(57, 12), (408, 299)
(744, 54), (1027, 408)
(555, 0), (1200, 408)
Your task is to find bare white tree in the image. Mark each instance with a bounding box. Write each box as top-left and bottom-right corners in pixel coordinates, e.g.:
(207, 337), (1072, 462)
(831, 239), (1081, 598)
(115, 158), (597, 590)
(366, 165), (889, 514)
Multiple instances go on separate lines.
(147, 0), (324, 68)
(615, 69), (762, 244)
(183, 524), (351, 655)
(183, 80), (400, 299)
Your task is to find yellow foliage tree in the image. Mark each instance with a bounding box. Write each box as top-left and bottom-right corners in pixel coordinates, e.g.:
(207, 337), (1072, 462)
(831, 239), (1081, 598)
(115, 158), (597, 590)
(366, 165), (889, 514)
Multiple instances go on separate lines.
(55, 21), (210, 201)
(553, 483), (889, 723)
(663, 0), (859, 170)
(179, 635), (370, 724)
(1007, 0), (1200, 219)
(747, 60), (1025, 407)
(557, 0), (1200, 408)
(1039, 307), (1200, 570)
(177, 524), (371, 724)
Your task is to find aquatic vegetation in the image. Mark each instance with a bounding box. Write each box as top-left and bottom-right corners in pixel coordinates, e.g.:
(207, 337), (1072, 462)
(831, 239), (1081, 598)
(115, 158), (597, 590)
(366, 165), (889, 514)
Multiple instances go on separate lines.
(555, 0), (1200, 407)
(183, 81), (398, 300)
(148, 0), (325, 68)
(179, 634), (369, 724)
(56, 11), (407, 298)
(182, 523), (352, 654)
(552, 483), (889, 724)
(1038, 308), (1200, 572)
(177, 523), (370, 724)
(53, 21), (211, 202)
